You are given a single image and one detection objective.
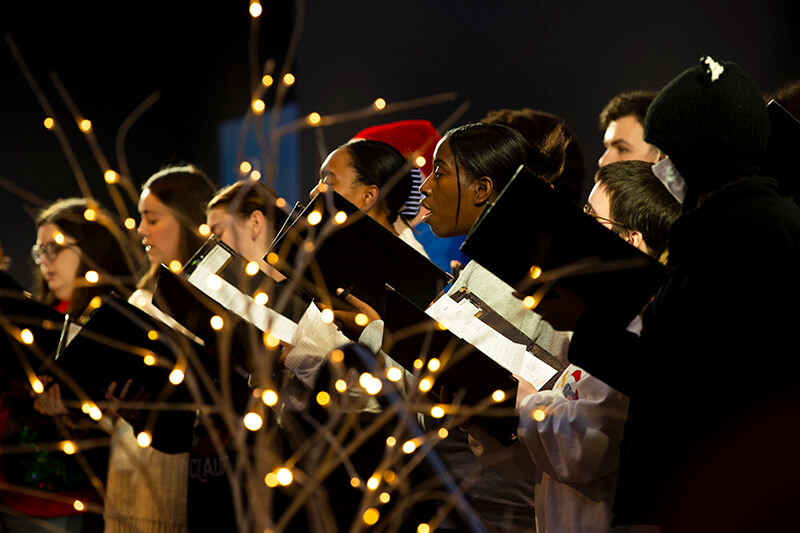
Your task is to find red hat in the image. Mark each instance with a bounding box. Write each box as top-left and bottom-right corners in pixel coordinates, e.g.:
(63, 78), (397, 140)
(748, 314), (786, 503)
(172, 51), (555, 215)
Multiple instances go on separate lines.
(353, 120), (441, 177)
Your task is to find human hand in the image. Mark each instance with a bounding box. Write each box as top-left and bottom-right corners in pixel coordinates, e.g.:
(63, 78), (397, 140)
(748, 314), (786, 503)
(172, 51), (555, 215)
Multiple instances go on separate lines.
(332, 288), (381, 340)
(105, 379), (149, 424)
(532, 286), (588, 331)
(33, 376), (67, 415)
(513, 374), (538, 414)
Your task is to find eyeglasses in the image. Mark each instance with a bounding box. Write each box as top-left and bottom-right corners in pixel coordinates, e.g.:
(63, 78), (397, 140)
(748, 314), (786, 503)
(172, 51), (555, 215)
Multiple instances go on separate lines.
(31, 242), (76, 265)
(583, 203), (630, 229)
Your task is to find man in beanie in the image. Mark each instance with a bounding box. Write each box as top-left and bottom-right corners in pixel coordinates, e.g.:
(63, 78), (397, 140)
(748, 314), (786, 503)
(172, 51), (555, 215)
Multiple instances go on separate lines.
(556, 56), (800, 528)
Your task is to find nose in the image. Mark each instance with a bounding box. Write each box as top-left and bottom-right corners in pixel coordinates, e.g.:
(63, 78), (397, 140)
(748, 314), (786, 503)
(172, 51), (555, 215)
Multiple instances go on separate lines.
(598, 148), (615, 167)
(419, 173), (432, 197)
(137, 219), (147, 237)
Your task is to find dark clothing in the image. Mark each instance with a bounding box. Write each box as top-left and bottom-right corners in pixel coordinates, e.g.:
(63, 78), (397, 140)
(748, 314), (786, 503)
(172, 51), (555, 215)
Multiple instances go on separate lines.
(569, 176), (800, 526)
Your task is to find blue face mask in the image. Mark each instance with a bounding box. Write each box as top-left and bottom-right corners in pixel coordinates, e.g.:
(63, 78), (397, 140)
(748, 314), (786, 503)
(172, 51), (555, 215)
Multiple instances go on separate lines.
(652, 157), (687, 204)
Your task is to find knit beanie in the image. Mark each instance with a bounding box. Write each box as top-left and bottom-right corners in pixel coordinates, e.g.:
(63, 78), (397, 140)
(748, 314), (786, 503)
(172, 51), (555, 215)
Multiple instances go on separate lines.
(353, 120), (440, 178)
(644, 56), (770, 194)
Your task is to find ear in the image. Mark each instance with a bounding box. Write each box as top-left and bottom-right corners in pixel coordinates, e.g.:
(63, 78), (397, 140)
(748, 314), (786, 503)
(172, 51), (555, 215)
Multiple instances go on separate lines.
(625, 230), (646, 252)
(361, 184), (380, 212)
(248, 210), (265, 241)
(472, 176), (495, 206)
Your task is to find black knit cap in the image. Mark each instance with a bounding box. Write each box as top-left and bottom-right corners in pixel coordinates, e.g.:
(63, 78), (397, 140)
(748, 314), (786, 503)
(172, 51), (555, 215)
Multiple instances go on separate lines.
(644, 56), (770, 195)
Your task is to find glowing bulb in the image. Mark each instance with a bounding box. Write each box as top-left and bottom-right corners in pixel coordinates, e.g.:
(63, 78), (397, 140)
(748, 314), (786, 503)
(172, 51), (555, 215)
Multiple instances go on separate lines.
(333, 210), (347, 224)
(124, 217), (136, 230)
(249, 1), (262, 17)
(266, 252), (279, 264)
(254, 292), (269, 305)
(335, 379), (347, 392)
(84, 270), (99, 284)
(276, 467), (293, 486)
(81, 402), (92, 414)
(307, 211), (322, 225)
(62, 441), (76, 454)
(386, 367), (403, 382)
(379, 492), (391, 504)
(533, 408), (546, 421)
(362, 508), (379, 526)
(207, 274), (223, 291)
(436, 322), (447, 330)
(430, 405), (445, 419)
(307, 112), (321, 126)
(210, 315), (224, 330)
(415, 156), (426, 168)
(79, 119), (92, 132)
(169, 260), (182, 272)
(250, 170), (261, 181)
(359, 372), (374, 389)
(373, 98), (386, 110)
(367, 476), (379, 490)
(303, 240), (315, 253)
(20, 328), (34, 345)
(438, 427), (449, 439)
(320, 308), (334, 323)
(198, 224), (211, 236)
(417, 524), (431, 533)
(350, 477), (361, 488)
(365, 377), (382, 395)
(147, 330), (158, 341)
(53, 232), (65, 244)
(354, 313), (369, 326)
(492, 390), (506, 403)
(135, 296), (148, 307)
(402, 440), (417, 454)
(252, 99), (266, 114)
(427, 358), (440, 372)
(282, 73), (295, 86)
(530, 265), (542, 279)
(83, 208), (96, 221)
(88, 405), (103, 421)
(104, 170), (119, 183)
(418, 377), (433, 392)
(137, 431), (151, 447)
(89, 296), (102, 309)
(244, 261), (259, 276)
(264, 332), (280, 348)
(31, 378), (44, 394)
(316, 391), (330, 406)
(73, 500), (85, 512)
(413, 359), (424, 370)
(261, 75), (273, 87)
(523, 296), (536, 309)
(275, 197), (286, 209)
(143, 354), (156, 366)
(386, 436), (396, 447)
(239, 161), (252, 174)
(243, 412), (263, 431)
(383, 470), (396, 483)
(264, 473), (279, 487)
(330, 349), (344, 362)
(262, 389), (278, 406)
(169, 368), (185, 385)
(43, 117), (55, 130)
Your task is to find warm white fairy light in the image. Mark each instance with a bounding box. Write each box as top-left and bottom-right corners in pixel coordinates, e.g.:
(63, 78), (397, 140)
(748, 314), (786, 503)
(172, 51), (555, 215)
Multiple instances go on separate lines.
(243, 412), (263, 431)
(264, 472), (279, 487)
(210, 315), (224, 330)
(418, 377), (433, 392)
(316, 391), (331, 406)
(366, 476), (380, 490)
(386, 367), (403, 382)
(83, 208), (96, 221)
(169, 260), (182, 272)
(320, 308), (334, 323)
(427, 358), (440, 372)
(31, 378), (44, 394)
(307, 211), (322, 225)
(333, 211), (347, 224)
(261, 75), (273, 87)
(53, 231), (65, 244)
(365, 377), (382, 395)
(73, 500), (85, 512)
(415, 156), (426, 168)
(350, 477), (361, 488)
(84, 270), (99, 284)
(330, 349), (344, 363)
(239, 161), (252, 174)
(261, 389), (278, 406)
(207, 274), (223, 291)
(303, 240), (315, 253)
(169, 368), (185, 385)
(379, 492), (391, 504)
(81, 402), (92, 414)
(254, 292), (269, 305)
(530, 265), (542, 279)
(359, 372), (374, 389)
(430, 405), (445, 419)
(89, 296), (102, 309)
(124, 217), (136, 230)
(362, 508), (379, 526)
(282, 73), (295, 86)
(335, 379), (347, 392)
(252, 99), (266, 114)
(143, 354), (156, 366)
(43, 117), (55, 130)
(533, 408), (546, 421)
(402, 440), (417, 454)
(417, 523), (431, 533)
(79, 119), (92, 132)
(198, 224), (211, 237)
(147, 330), (158, 341)
(438, 427), (449, 439)
(104, 170), (119, 183)
(276, 467), (293, 486)
(250, 170), (261, 181)
(383, 470), (396, 483)
(275, 197), (286, 209)
(386, 436), (396, 447)
(249, 1), (262, 17)
(137, 431), (151, 447)
(354, 313), (369, 326)
(413, 359), (424, 370)
(523, 296), (536, 309)
(88, 405), (103, 421)
(307, 112), (321, 126)
(20, 328), (34, 345)
(263, 332), (280, 348)
(62, 441), (76, 454)
(492, 390), (506, 403)
(373, 98), (386, 110)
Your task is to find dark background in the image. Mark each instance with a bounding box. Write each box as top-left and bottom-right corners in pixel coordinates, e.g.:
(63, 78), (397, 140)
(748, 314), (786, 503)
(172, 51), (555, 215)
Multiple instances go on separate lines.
(2, 0), (798, 287)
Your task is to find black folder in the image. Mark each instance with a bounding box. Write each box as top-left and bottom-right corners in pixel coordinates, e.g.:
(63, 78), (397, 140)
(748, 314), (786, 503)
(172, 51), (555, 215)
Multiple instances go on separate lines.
(382, 287), (519, 446)
(266, 189), (452, 315)
(764, 100), (800, 201)
(461, 165), (666, 327)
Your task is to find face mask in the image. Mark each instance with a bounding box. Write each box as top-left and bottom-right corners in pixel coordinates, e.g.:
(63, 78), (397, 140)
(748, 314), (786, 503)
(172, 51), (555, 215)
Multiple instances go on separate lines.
(652, 157), (687, 204)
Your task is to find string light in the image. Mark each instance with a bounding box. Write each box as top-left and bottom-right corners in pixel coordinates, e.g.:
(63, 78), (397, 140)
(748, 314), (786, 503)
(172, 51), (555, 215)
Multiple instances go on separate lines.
(362, 508), (379, 526)
(243, 412), (263, 431)
(320, 308), (334, 323)
(330, 349), (344, 362)
(81, 402), (92, 414)
(275, 197), (286, 209)
(379, 492), (391, 504)
(88, 405), (103, 421)
(73, 500), (85, 512)
(53, 232), (65, 245)
(492, 390), (506, 402)
(250, 170), (261, 181)
(383, 470), (396, 483)
(83, 208), (96, 221)
(264, 473), (279, 487)
(207, 274), (223, 291)
(89, 296), (102, 309)
(354, 313), (369, 326)
(62, 441), (76, 454)
(20, 328), (34, 345)
(438, 427), (449, 439)
(523, 296), (536, 309)
(530, 265), (542, 279)
(359, 372), (375, 389)
(307, 211), (322, 225)
(210, 315), (224, 330)
(282, 73), (295, 86)
(306, 112), (321, 126)
(84, 271), (99, 284)
(261, 75), (273, 87)
(239, 161), (252, 173)
(430, 405), (445, 419)
(334, 379), (347, 392)
(427, 358), (440, 372)
(198, 224), (211, 236)
(254, 292), (269, 305)
(261, 389), (278, 406)
(386, 436), (396, 447)
(350, 477), (361, 488)
(137, 431), (151, 447)
(264, 332), (280, 348)
(316, 391), (330, 406)
(169, 260), (182, 272)
(31, 378), (44, 394)
(79, 119), (92, 132)
(303, 241), (315, 253)
(169, 368), (185, 385)
(143, 354), (156, 366)
(533, 408), (546, 421)
(418, 377), (433, 392)
(104, 170), (119, 183)
(386, 367), (403, 382)
(266, 252), (279, 264)
(366, 476), (380, 490)
(43, 117), (55, 130)
(415, 156), (426, 168)
(417, 524), (431, 533)
(365, 377), (382, 395)
(373, 98), (386, 110)
(333, 211), (347, 224)
(252, 99), (266, 114)
(402, 440), (417, 454)
(147, 330), (158, 341)
(249, 2), (262, 17)
(245, 261), (260, 276)
(124, 218), (136, 230)
(276, 468), (293, 486)
(413, 359), (424, 369)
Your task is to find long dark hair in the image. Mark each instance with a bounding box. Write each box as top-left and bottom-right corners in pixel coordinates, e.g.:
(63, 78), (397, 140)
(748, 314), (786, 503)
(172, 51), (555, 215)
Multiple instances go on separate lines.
(206, 180), (284, 243)
(138, 164), (216, 290)
(443, 122), (567, 224)
(36, 197), (138, 316)
(343, 139), (413, 224)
